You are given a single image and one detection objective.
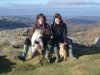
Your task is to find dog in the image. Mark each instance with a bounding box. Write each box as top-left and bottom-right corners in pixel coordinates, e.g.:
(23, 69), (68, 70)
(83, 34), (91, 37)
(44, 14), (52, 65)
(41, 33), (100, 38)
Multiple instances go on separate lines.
(59, 43), (68, 61)
(31, 29), (43, 58)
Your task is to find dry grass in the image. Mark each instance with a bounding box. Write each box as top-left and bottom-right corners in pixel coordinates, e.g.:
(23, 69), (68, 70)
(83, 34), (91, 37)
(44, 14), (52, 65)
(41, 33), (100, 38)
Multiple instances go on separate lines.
(0, 45), (100, 75)
(72, 26), (100, 46)
(0, 25), (100, 75)
(0, 41), (10, 50)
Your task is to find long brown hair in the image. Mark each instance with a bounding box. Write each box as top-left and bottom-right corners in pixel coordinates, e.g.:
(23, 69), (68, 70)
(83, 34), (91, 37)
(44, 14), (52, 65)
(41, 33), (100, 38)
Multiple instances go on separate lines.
(53, 13), (63, 24)
(35, 13), (47, 24)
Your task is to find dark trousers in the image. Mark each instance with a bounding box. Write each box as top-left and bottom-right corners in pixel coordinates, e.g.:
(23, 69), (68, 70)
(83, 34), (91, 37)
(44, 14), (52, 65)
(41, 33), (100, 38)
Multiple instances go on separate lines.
(24, 38), (31, 46)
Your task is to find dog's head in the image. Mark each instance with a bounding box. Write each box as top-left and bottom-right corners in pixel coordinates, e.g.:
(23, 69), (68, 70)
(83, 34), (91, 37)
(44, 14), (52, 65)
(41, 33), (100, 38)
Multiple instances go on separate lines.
(59, 43), (66, 49)
(34, 29), (43, 38)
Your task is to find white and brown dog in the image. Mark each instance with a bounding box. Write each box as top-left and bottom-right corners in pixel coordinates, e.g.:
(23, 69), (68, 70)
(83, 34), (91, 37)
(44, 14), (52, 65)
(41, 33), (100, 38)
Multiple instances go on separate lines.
(59, 43), (68, 61)
(31, 29), (43, 58)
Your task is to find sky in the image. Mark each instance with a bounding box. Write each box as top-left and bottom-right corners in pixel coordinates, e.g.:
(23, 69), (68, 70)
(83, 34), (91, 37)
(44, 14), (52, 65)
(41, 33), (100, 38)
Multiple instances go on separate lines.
(0, 0), (100, 16)
(0, 0), (50, 5)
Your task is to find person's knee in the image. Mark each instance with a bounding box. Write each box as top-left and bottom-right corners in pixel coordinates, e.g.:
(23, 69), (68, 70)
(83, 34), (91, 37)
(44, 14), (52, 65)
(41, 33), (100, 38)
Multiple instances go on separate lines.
(67, 38), (73, 45)
(24, 38), (31, 46)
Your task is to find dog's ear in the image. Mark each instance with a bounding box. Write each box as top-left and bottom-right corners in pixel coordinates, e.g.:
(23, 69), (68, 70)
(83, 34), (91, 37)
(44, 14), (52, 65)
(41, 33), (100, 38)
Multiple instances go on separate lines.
(34, 29), (38, 32)
(59, 42), (62, 47)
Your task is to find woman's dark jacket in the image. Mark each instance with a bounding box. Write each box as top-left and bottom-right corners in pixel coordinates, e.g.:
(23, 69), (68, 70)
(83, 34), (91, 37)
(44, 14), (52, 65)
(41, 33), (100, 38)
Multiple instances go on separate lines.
(51, 22), (67, 45)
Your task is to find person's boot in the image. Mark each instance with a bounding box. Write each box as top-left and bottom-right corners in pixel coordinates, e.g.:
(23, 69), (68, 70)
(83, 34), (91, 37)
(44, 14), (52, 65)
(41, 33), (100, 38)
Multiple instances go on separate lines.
(17, 45), (29, 61)
(45, 50), (50, 62)
(54, 47), (60, 63)
(69, 44), (76, 60)
(45, 44), (52, 62)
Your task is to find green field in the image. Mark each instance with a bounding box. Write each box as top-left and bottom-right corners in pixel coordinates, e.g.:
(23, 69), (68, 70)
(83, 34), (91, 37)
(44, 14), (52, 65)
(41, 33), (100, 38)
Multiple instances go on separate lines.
(0, 46), (100, 75)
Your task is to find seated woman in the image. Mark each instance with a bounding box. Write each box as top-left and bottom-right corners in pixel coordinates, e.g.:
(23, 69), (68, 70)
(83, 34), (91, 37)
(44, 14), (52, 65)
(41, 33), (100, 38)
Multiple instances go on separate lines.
(51, 13), (76, 63)
(17, 13), (52, 62)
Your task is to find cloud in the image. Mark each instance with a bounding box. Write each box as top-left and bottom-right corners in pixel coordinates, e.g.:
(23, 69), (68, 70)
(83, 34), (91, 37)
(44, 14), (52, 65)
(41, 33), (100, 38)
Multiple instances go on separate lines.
(0, 4), (47, 16)
(0, 2), (100, 16)
(2, 4), (46, 9)
(48, 0), (100, 6)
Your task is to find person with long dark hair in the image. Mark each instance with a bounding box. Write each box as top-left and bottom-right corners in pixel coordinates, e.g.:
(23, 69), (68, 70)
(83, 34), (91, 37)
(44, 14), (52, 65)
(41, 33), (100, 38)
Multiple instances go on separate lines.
(51, 13), (76, 63)
(17, 13), (52, 62)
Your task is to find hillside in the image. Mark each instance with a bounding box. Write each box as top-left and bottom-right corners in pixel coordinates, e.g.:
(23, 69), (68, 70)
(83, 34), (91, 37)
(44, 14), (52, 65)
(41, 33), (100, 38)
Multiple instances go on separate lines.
(0, 16), (33, 30)
(0, 16), (100, 75)
(0, 16), (100, 30)
(65, 16), (100, 25)
(73, 26), (100, 45)
(0, 46), (100, 75)
(0, 31), (100, 75)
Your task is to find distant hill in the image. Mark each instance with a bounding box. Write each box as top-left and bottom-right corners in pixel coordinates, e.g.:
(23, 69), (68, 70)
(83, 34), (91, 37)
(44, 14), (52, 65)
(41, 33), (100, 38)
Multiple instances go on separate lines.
(0, 16), (33, 30)
(64, 16), (100, 25)
(0, 16), (100, 30)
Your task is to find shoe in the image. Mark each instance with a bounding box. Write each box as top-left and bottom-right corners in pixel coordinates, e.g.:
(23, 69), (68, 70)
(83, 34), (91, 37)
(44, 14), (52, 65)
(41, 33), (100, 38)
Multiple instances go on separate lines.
(69, 57), (76, 60)
(45, 55), (50, 63)
(55, 59), (59, 63)
(17, 55), (25, 62)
